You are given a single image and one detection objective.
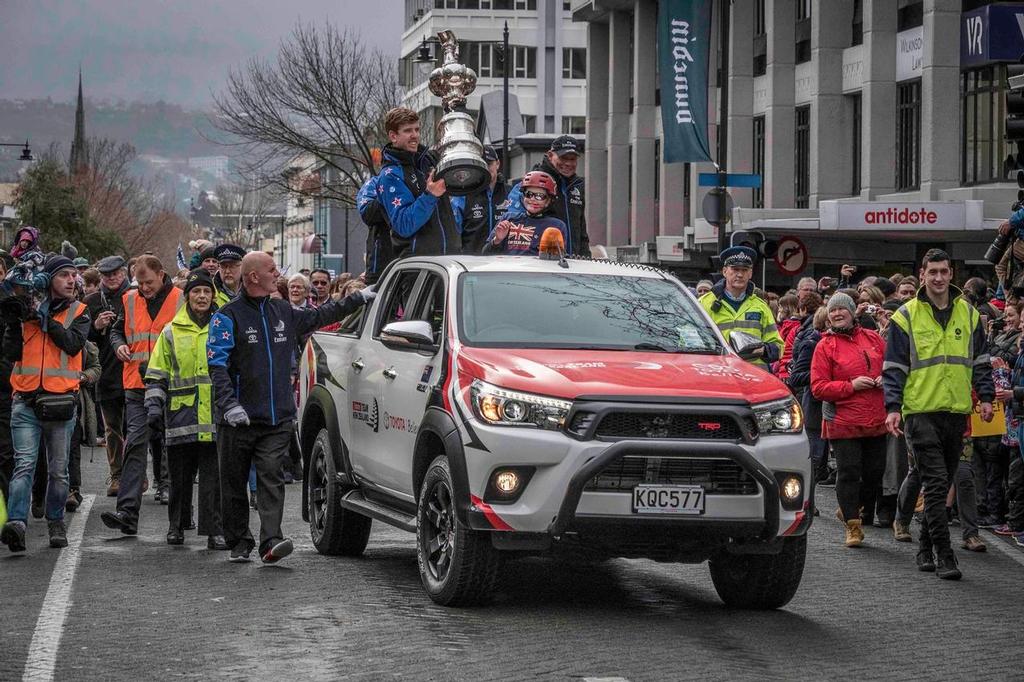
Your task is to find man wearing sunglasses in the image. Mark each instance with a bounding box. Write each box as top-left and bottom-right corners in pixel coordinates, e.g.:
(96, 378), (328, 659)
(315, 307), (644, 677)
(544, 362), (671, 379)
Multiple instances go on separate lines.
(484, 171), (568, 256)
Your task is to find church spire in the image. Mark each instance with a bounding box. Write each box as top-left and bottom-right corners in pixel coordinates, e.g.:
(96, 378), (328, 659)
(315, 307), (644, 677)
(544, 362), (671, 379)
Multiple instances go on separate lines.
(69, 68), (88, 174)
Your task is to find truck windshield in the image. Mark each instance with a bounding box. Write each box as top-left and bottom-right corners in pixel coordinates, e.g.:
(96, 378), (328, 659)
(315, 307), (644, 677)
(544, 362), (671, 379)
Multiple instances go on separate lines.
(458, 272), (722, 352)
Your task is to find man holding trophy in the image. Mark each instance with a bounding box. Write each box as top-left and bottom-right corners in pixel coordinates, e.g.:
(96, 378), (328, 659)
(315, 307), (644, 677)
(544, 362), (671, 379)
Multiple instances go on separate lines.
(377, 30), (493, 259)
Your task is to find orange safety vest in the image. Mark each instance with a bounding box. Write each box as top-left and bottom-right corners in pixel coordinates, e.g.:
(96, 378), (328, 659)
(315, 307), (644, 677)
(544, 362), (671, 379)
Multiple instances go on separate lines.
(10, 301), (87, 395)
(122, 287), (184, 389)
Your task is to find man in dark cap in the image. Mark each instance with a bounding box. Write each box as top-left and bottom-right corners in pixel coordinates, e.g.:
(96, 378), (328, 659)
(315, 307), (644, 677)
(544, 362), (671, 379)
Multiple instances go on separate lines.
(84, 255), (134, 496)
(461, 145), (509, 254)
(699, 246), (784, 369)
(213, 244), (245, 308)
(501, 135), (590, 256)
(1, 255), (90, 552)
(200, 244), (219, 276)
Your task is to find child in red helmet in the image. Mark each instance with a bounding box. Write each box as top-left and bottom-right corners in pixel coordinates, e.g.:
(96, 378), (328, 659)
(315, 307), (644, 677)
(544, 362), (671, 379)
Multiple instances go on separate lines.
(483, 171), (568, 256)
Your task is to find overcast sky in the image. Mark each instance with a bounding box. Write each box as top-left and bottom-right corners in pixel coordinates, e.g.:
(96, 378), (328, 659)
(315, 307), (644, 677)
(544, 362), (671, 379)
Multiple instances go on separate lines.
(0, 0), (403, 107)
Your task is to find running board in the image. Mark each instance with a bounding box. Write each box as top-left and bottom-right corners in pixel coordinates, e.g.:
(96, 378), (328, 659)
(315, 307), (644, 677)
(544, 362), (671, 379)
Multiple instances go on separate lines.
(340, 490), (417, 532)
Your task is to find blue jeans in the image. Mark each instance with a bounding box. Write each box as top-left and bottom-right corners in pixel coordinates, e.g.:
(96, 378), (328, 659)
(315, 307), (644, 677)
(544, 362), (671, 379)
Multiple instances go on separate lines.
(6, 398), (76, 524)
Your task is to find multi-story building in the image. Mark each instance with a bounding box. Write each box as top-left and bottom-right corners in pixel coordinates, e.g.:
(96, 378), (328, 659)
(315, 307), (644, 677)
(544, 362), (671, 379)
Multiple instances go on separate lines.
(188, 156), (231, 181)
(400, 0), (588, 177)
(573, 0), (1021, 283)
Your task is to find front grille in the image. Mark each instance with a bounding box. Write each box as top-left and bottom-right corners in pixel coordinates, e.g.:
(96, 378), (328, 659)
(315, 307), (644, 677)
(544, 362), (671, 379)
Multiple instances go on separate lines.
(592, 412), (744, 440)
(585, 456), (759, 495)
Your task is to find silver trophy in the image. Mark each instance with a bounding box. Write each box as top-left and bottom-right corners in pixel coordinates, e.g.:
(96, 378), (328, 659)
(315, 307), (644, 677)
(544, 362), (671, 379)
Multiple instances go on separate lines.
(428, 30), (489, 196)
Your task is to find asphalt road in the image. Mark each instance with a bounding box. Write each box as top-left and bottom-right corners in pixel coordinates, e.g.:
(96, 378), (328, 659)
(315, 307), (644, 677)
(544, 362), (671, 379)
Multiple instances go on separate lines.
(3, 447), (1022, 681)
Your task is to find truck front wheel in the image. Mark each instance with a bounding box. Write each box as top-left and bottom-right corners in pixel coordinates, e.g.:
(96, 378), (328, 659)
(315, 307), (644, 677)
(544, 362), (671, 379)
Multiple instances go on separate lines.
(707, 535), (806, 610)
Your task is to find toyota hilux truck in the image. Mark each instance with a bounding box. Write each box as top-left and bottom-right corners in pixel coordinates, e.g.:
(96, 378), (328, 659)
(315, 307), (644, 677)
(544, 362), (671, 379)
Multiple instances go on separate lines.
(297, 254), (812, 609)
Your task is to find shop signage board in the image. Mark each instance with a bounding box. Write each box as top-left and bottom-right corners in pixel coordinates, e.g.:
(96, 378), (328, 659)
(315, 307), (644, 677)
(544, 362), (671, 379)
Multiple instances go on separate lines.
(818, 201), (985, 231)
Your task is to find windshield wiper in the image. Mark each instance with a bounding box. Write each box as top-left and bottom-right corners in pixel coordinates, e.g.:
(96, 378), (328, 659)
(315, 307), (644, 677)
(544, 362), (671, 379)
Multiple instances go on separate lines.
(633, 342), (673, 352)
(633, 342), (723, 354)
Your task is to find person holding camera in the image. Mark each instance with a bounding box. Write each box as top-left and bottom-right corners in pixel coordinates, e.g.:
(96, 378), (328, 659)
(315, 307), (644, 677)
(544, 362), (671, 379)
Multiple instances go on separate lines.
(0, 256), (91, 552)
(883, 249), (994, 580)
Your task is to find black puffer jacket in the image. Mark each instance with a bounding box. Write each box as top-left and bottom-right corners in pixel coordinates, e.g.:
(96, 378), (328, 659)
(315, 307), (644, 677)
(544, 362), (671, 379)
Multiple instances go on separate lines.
(990, 328), (1021, 366)
(786, 321), (823, 433)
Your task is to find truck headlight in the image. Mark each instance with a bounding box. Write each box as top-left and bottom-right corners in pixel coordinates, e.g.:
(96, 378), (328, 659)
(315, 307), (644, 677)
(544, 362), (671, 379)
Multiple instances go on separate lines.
(470, 379), (571, 430)
(751, 397), (803, 435)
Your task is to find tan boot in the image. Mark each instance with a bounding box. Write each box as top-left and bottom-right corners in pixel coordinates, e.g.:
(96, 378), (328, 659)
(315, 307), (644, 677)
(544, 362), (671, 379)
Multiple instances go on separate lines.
(844, 519), (864, 547)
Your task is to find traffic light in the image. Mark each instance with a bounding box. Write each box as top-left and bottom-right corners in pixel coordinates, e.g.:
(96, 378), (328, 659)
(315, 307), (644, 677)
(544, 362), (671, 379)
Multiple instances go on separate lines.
(1005, 60), (1024, 143)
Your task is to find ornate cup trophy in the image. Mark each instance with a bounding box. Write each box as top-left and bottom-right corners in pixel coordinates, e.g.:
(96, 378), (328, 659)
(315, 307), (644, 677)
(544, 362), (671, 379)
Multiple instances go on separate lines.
(428, 30), (490, 196)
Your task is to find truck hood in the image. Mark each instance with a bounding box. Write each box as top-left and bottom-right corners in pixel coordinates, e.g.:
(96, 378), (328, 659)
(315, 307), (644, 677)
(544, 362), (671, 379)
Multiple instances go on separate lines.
(456, 347), (790, 404)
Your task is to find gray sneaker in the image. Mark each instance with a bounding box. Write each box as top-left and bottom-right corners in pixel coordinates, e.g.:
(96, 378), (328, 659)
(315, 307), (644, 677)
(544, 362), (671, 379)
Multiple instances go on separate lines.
(47, 519), (68, 549)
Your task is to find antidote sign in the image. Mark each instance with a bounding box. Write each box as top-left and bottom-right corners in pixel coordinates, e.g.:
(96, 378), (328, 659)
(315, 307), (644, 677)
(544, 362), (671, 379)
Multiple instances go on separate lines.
(818, 200), (985, 231)
(657, 0), (713, 163)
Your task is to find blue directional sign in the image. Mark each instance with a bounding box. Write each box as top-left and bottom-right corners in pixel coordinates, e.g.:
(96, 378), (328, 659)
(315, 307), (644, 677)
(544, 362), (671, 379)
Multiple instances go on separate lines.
(961, 3), (1024, 67)
(697, 172), (762, 188)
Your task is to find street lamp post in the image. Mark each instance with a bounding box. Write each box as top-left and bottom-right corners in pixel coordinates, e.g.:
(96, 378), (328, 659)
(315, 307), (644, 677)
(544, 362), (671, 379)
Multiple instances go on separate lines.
(502, 21), (510, 178)
(0, 141), (33, 161)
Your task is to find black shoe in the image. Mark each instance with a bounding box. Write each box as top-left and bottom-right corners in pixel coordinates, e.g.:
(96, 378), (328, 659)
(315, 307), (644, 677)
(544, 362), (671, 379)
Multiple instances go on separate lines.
(156, 486), (169, 505)
(100, 510), (137, 535)
(936, 551), (962, 581)
(208, 535), (229, 550)
(31, 499), (44, 519)
(166, 528), (185, 545)
(261, 538), (294, 564)
(1, 521), (26, 553)
(915, 549), (936, 572)
(65, 489), (83, 513)
(48, 519), (68, 548)
(229, 542), (252, 563)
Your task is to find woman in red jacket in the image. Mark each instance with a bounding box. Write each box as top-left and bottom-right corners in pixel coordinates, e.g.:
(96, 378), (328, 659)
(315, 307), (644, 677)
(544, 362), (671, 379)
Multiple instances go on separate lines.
(811, 292), (888, 548)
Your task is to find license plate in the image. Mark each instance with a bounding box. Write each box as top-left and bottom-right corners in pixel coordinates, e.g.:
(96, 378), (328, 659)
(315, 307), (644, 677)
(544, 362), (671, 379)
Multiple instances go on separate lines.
(632, 484), (705, 515)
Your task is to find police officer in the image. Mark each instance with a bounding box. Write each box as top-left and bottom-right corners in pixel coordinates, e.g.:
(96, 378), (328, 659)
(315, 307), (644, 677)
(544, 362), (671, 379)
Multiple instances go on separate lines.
(699, 246), (783, 368)
(213, 244), (245, 307)
(145, 268), (225, 549)
(461, 145), (508, 254)
(207, 252), (374, 564)
(883, 248), (994, 580)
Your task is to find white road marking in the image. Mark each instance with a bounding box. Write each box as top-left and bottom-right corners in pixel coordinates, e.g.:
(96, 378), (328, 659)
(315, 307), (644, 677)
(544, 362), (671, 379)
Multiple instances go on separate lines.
(583, 678), (631, 682)
(22, 494), (94, 682)
(984, 530), (1024, 568)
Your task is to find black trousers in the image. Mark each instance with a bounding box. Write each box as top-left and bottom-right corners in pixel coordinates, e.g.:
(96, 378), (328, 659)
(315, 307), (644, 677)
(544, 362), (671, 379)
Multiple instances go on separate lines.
(831, 435), (887, 523)
(904, 412), (967, 554)
(1008, 454), (1024, 532)
(218, 421), (293, 554)
(68, 418), (82, 490)
(973, 436), (1008, 520)
(0, 392), (13, 498)
(167, 442), (221, 536)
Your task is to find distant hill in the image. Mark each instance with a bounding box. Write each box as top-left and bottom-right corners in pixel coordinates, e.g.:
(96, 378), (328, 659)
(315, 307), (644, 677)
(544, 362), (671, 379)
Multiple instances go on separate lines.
(0, 98), (226, 180)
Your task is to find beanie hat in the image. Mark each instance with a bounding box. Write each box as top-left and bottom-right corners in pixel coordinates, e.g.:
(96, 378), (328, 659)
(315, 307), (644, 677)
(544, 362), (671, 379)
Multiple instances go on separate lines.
(43, 255), (76, 276)
(874, 278), (896, 298)
(826, 292), (856, 316)
(183, 268), (215, 296)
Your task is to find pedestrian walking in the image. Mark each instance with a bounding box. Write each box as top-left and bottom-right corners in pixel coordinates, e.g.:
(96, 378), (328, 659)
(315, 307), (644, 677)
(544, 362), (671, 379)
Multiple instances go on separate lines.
(206, 252), (375, 563)
(0, 255), (90, 552)
(100, 256), (183, 536)
(883, 249), (995, 580)
(145, 269), (226, 549)
(810, 292), (888, 547)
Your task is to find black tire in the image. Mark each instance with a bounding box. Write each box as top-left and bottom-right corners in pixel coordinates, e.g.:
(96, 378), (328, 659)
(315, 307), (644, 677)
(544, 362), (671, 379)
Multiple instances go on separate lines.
(416, 456), (502, 606)
(707, 535), (807, 610)
(307, 428), (371, 556)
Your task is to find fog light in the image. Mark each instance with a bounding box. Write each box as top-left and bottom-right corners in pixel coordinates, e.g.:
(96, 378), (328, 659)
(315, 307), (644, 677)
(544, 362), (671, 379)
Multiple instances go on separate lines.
(494, 470), (520, 494)
(781, 475), (802, 502)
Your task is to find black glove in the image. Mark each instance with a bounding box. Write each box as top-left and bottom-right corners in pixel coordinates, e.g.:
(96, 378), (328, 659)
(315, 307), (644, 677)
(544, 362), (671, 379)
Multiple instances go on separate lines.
(0, 296), (27, 323)
(146, 402), (164, 434)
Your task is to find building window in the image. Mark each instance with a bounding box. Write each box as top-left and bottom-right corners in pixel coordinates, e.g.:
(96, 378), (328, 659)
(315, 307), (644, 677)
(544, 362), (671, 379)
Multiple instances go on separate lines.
(795, 106), (810, 208)
(795, 0), (811, 65)
(514, 0), (536, 9)
(851, 0), (863, 47)
(897, 0), (923, 32)
(463, 42), (497, 77)
(562, 47), (586, 79)
(896, 79), (922, 191)
(850, 93), (862, 195)
(563, 0), (571, 10)
(962, 66), (1010, 185)
(513, 46), (536, 78)
(753, 0), (767, 77)
(752, 115), (766, 209)
(561, 116), (585, 135)
(522, 115), (536, 133)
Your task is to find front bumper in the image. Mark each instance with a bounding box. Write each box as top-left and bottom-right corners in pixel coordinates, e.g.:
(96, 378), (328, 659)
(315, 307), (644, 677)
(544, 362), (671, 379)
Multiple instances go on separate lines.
(461, 422), (812, 548)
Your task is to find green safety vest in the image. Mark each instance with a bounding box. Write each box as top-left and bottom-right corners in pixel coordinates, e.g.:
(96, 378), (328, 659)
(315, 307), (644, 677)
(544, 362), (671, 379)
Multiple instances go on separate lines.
(144, 307), (215, 445)
(888, 296), (984, 416)
(699, 290), (784, 367)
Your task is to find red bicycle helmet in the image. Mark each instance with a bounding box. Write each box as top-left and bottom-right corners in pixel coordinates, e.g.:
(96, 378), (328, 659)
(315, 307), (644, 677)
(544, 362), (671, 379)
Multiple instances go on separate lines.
(520, 171), (557, 198)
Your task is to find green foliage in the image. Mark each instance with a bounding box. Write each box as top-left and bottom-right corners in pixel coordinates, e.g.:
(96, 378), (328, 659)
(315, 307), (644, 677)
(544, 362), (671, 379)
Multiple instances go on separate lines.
(12, 158), (125, 260)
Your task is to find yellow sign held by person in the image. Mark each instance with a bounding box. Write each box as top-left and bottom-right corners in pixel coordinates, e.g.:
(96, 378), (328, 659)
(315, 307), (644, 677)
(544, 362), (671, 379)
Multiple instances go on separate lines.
(970, 400), (1007, 437)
